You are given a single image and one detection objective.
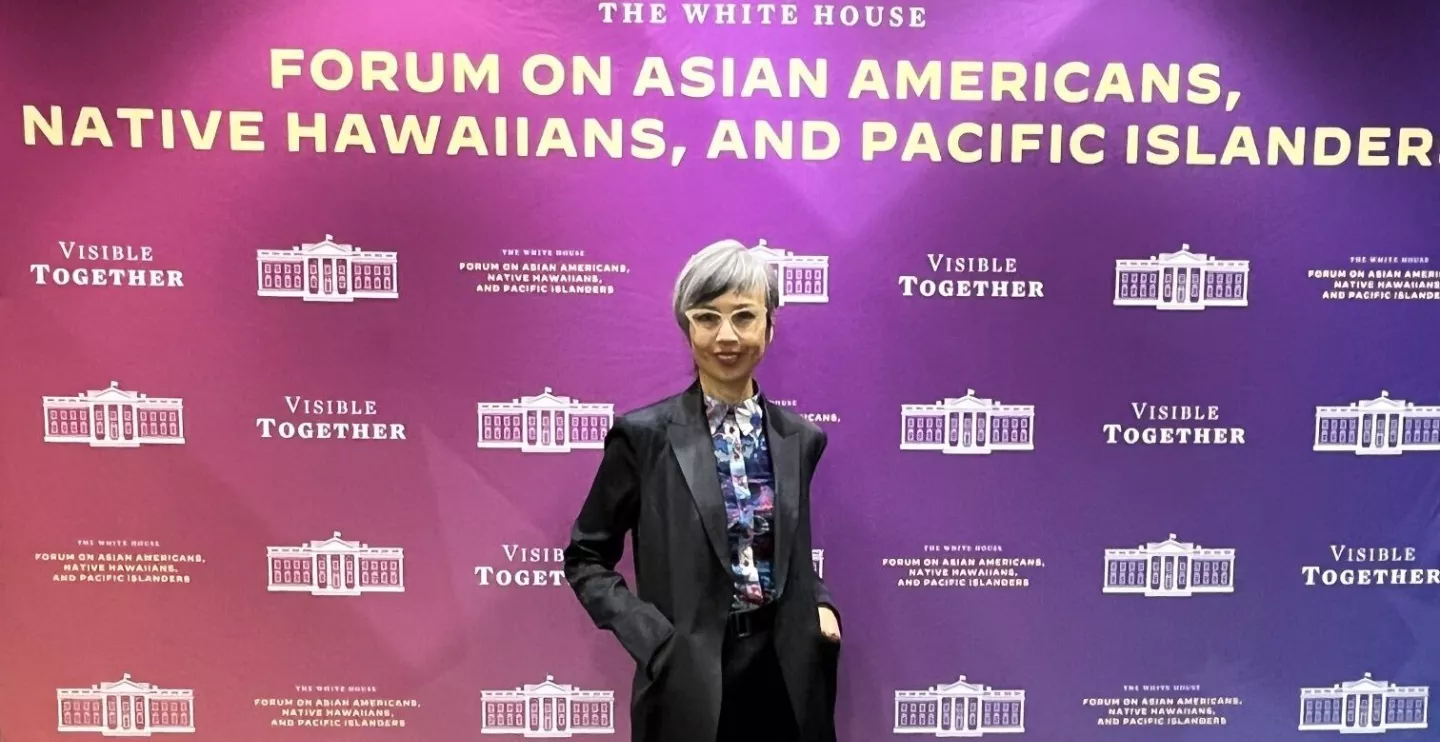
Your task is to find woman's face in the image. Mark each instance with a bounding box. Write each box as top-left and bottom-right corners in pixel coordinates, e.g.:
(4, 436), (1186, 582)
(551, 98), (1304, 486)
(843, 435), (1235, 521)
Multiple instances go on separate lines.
(685, 288), (771, 392)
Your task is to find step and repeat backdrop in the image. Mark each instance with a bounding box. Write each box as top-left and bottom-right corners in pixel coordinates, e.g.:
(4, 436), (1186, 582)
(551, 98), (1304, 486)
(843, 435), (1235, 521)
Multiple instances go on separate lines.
(2, 0), (1439, 740)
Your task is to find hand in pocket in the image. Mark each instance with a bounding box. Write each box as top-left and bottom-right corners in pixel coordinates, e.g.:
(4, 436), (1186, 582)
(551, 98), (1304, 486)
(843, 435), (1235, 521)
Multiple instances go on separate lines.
(645, 631), (675, 681)
(818, 606), (841, 643)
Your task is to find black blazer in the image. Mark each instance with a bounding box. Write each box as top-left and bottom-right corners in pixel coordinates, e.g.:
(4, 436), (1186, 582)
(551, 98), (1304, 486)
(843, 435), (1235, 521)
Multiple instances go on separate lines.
(563, 381), (840, 742)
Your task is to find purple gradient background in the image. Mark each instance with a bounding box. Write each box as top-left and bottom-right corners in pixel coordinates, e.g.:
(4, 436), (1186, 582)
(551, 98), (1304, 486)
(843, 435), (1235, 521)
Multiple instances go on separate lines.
(3, 0), (1440, 740)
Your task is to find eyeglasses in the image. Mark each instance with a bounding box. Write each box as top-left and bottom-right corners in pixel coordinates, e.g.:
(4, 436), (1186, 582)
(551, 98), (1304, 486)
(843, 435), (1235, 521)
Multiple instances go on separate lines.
(685, 307), (767, 335)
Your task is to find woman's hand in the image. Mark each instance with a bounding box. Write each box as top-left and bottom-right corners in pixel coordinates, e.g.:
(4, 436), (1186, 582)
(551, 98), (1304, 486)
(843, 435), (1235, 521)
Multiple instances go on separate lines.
(818, 606), (841, 643)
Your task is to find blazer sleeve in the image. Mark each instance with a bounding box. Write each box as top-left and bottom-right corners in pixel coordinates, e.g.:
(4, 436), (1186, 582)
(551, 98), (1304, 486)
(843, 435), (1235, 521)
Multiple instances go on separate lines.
(562, 419), (675, 674)
(810, 429), (840, 622)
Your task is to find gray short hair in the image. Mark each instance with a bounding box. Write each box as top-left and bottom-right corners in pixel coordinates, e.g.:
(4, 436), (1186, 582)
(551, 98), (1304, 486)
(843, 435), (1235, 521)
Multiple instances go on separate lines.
(672, 239), (779, 333)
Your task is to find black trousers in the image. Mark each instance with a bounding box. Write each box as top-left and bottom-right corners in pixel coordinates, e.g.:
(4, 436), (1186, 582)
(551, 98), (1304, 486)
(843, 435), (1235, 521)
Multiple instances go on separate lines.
(716, 612), (799, 742)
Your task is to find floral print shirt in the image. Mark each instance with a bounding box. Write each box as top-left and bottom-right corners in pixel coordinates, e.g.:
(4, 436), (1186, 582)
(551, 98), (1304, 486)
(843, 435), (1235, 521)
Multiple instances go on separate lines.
(704, 391), (776, 611)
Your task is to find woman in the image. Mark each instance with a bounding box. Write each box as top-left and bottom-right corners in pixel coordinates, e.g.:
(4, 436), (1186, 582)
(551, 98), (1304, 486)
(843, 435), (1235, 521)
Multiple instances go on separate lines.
(563, 238), (842, 742)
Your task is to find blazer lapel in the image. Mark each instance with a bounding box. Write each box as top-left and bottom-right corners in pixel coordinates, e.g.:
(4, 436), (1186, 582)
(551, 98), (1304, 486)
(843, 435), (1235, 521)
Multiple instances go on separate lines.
(667, 387), (730, 572)
(766, 402), (801, 598)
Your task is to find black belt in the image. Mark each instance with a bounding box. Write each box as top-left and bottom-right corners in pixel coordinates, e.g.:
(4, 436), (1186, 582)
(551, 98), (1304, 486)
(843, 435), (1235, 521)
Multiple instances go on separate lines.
(726, 603), (776, 638)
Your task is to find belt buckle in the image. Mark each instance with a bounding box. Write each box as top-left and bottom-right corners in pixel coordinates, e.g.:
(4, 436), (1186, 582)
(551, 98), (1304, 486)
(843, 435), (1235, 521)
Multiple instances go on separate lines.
(733, 611), (753, 638)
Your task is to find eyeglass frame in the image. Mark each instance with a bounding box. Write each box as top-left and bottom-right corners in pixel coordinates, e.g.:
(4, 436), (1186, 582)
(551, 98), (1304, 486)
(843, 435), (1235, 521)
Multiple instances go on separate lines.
(682, 305), (771, 336)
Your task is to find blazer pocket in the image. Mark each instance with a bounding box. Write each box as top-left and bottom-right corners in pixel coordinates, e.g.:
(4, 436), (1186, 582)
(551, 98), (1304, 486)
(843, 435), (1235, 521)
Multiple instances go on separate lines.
(644, 630), (676, 682)
(618, 602), (675, 675)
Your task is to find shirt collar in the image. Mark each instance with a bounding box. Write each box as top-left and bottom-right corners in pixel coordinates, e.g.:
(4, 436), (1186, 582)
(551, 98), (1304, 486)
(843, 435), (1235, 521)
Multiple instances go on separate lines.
(703, 387), (764, 437)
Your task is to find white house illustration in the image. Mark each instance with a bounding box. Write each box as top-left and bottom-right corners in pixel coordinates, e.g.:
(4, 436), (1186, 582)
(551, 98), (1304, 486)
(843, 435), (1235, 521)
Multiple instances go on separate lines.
(478, 388), (614, 453)
(1314, 391), (1440, 456)
(1114, 243), (1248, 310)
(1299, 672), (1428, 734)
(894, 675), (1025, 737)
(256, 234), (397, 302)
(749, 239), (829, 305)
(267, 531), (404, 596)
(481, 675), (615, 737)
(901, 390), (1034, 455)
(43, 381), (184, 448)
(57, 673), (195, 736)
(1103, 534), (1234, 597)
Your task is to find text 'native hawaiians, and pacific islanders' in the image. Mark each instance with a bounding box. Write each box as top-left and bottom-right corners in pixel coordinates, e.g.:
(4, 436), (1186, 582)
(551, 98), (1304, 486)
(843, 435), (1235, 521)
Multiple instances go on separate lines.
(19, 50), (1440, 167)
